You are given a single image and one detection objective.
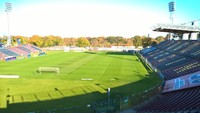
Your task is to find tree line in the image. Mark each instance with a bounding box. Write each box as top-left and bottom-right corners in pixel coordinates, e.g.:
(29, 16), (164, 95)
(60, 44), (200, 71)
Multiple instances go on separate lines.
(0, 35), (165, 48)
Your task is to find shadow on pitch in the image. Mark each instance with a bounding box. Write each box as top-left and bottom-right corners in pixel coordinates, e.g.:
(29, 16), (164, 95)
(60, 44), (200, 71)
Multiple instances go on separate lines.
(0, 52), (161, 113)
(0, 73), (161, 113)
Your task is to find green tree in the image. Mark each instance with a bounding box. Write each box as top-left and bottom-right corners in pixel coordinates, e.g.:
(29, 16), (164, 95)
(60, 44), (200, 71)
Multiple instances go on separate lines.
(132, 35), (142, 48)
(106, 36), (126, 46)
(106, 36), (117, 45)
(142, 36), (153, 48)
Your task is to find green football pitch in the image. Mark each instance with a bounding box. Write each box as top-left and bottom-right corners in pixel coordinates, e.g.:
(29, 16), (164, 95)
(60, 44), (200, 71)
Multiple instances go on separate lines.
(0, 51), (161, 113)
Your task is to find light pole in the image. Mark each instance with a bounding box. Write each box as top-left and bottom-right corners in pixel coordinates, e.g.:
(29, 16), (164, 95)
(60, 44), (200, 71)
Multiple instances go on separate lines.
(169, 1), (175, 24)
(168, 1), (175, 40)
(5, 2), (12, 46)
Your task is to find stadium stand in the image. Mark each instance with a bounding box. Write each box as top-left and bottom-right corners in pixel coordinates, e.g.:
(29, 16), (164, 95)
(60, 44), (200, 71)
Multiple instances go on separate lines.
(161, 60), (200, 80)
(140, 47), (157, 54)
(0, 53), (8, 60)
(17, 46), (32, 53)
(7, 47), (29, 56)
(22, 45), (40, 52)
(0, 48), (19, 57)
(137, 40), (200, 112)
(29, 45), (42, 52)
(0, 45), (44, 61)
(140, 41), (200, 80)
(137, 86), (200, 112)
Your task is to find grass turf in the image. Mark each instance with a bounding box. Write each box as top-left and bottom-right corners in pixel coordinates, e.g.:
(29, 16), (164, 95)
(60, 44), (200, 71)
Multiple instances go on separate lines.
(0, 51), (161, 113)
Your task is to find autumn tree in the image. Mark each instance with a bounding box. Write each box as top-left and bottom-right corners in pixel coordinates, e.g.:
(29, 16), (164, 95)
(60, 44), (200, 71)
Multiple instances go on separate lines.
(125, 38), (133, 46)
(142, 36), (153, 48)
(77, 37), (90, 47)
(45, 36), (54, 47)
(12, 36), (28, 45)
(97, 37), (106, 47)
(63, 38), (77, 46)
(155, 36), (165, 43)
(151, 40), (158, 46)
(53, 36), (63, 46)
(90, 38), (99, 47)
(7, 34), (165, 48)
(29, 35), (43, 47)
(0, 36), (8, 45)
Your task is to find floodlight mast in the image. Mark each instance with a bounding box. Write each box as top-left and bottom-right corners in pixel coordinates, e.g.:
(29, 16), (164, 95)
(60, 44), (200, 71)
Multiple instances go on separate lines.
(168, 1), (175, 40)
(5, 2), (12, 46)
(169, 1), (175, 24)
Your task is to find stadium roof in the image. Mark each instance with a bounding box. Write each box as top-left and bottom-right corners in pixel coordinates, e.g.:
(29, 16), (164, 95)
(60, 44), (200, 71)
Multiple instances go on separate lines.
(152, 23), (200, 34)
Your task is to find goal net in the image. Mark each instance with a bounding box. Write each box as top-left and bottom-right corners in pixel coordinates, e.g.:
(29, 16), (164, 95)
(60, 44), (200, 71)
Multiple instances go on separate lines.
(38, 67), (59, 74)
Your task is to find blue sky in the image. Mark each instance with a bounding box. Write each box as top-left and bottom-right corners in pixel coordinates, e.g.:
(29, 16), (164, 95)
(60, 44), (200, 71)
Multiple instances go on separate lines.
(0, 0), (199, 38)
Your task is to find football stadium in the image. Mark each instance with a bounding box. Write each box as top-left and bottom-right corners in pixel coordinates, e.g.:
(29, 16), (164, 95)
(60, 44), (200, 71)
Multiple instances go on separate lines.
(0, 1), (200, 113)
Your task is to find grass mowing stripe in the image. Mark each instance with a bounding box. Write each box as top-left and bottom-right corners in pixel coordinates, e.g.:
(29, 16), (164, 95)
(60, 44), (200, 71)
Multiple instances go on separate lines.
(0, 51), (161, 113)
(59, 53), (97, 76)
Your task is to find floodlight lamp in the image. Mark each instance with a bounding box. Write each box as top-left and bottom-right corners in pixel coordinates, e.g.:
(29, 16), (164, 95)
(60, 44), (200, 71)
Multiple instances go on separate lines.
(169, 1), (175, 12)
(5, 2), (12, 12)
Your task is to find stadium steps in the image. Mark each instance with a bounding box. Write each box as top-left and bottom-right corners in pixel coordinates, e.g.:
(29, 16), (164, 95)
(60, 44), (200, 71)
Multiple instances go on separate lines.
(7, 47), (29, 56)
(138, 40), (200, 112)
(137, 86), (200, 112)
(22, 45), (39, 52)
(31, 45), (42, 52)
(0, 53), (8, 59)
(17, 46), (31, 53)
(162, 60), (200, 80)
(0, 48), (19, 56)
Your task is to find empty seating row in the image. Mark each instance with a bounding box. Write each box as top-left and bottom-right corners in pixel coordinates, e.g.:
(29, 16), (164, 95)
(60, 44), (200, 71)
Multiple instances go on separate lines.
(161, 60), (200, 80)
(141, 47), (156, 54)
(137, 40), (200, 112)
(22, 45), (40, 52)
(31, 45), (42, 52)
(7, 47), (29, 56)
(157, 57), (191, 71)
(0, 45), (43, 60)
(137, 86), (200, 112)
(0, 48), (19, 57)
(17, 46), (32, 53)
(140, 41), (200, 80)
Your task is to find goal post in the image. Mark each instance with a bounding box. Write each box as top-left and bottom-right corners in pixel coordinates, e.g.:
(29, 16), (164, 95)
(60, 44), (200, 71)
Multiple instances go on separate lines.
(38, 67), (59, 74)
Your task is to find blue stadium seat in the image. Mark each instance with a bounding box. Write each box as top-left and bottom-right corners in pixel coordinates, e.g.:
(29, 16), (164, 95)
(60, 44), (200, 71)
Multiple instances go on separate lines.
(138, 40), (200, 112)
